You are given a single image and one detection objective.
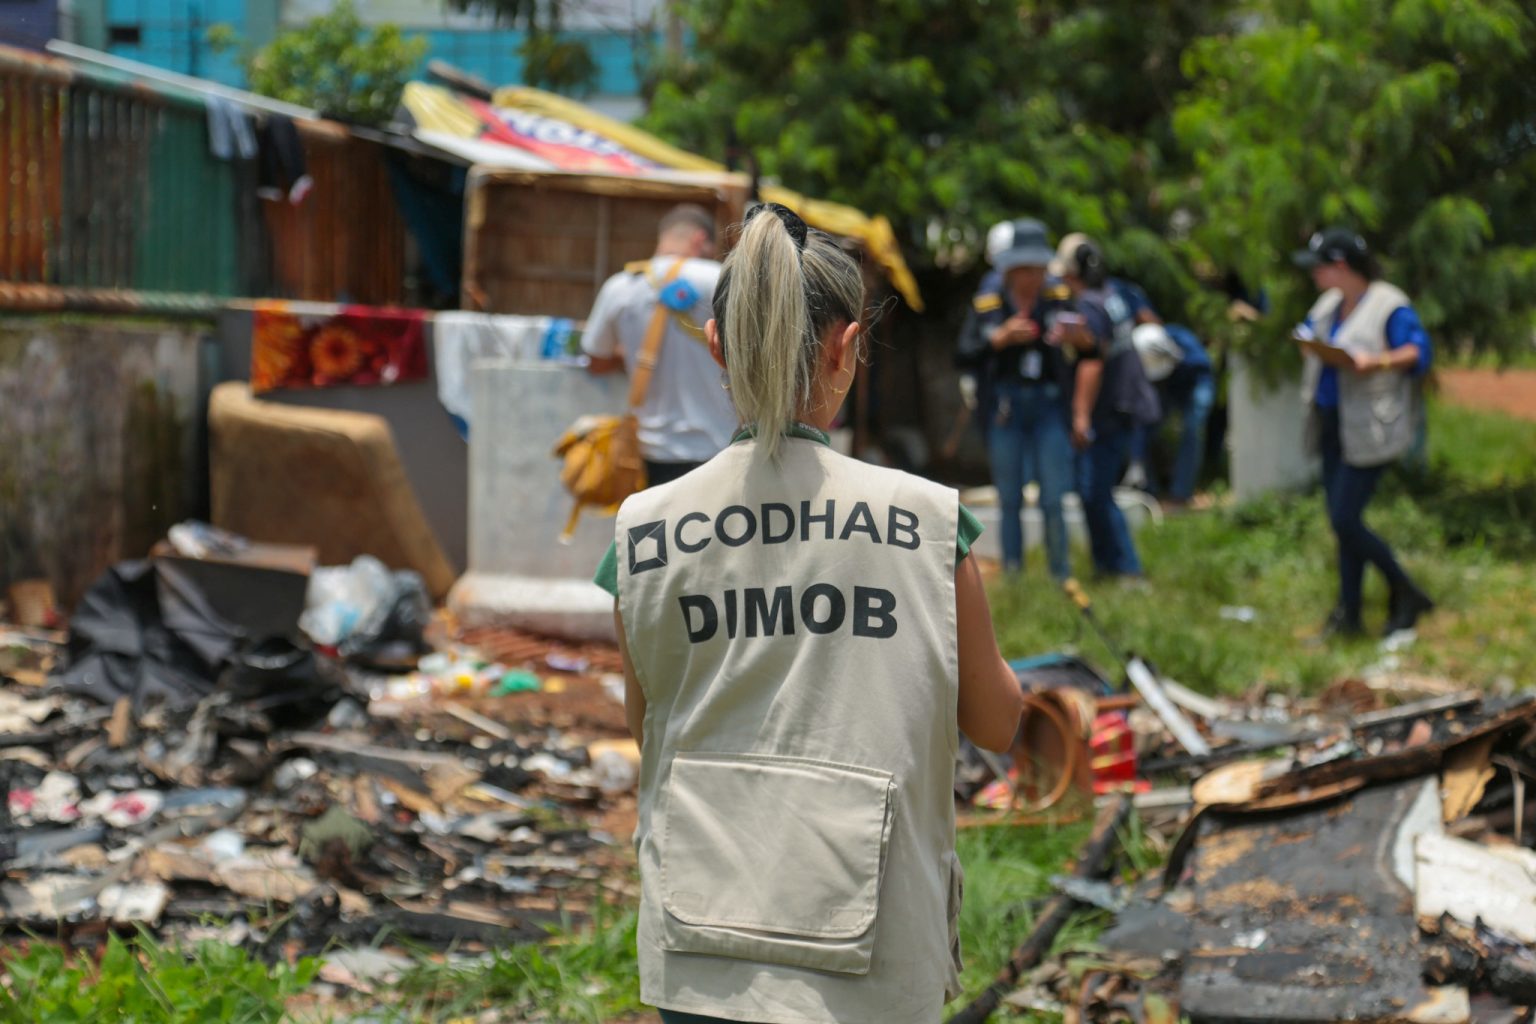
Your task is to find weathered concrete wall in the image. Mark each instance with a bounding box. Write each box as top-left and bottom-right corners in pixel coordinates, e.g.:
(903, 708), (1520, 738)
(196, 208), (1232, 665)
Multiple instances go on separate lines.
(450, 360), (625, 641)
(0, 318), (208, 606)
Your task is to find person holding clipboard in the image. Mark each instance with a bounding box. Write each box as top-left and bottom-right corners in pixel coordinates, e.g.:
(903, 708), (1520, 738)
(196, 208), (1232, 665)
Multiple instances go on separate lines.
(1292, 228), (1434, 639)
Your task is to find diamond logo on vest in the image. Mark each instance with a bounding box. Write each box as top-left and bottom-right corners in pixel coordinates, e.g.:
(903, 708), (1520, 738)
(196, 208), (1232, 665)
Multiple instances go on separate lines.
(628, 520), (669, 574)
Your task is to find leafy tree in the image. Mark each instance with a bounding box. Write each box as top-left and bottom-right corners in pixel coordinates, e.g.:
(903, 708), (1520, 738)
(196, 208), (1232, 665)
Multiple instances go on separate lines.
(644, 0), (1535, 363)
(1170, 0), (1536, 362)
(642, 1), (1241, 326)
(237, 1), (427, 126)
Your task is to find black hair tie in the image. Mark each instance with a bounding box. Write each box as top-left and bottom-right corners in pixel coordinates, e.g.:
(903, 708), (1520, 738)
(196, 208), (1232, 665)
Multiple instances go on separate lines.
(746, 201), (808, 250)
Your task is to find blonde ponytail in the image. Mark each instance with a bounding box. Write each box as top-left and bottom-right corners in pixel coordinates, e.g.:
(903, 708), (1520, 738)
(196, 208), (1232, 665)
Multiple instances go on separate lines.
(714, 205), (864, 460)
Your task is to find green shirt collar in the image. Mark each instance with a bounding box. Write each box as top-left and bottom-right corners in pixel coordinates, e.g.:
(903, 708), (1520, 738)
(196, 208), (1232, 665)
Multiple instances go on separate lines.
(732, 423), (831, 446)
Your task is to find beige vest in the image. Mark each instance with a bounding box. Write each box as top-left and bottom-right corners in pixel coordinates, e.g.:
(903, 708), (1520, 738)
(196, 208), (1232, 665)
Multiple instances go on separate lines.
(1301, 281), (1421, 466)
(616, 437), (963, 1024)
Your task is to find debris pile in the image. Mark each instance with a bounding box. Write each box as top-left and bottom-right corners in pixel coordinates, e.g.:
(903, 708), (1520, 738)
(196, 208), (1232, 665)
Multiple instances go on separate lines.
(0, 532), (639, 979)
(957, 668), (1536, 1024)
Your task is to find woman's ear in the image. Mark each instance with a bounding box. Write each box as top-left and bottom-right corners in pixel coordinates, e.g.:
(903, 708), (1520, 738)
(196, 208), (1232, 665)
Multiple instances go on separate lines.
(706, 319), (727, 370)
(832, 321), (860, 378)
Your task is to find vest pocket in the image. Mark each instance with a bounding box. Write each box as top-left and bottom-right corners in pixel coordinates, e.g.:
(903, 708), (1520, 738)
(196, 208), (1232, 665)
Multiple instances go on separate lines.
(659, 751), (897, 974)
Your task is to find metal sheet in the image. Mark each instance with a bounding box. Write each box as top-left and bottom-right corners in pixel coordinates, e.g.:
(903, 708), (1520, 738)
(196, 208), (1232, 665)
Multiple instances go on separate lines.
(1179, 779), (1465, 1023)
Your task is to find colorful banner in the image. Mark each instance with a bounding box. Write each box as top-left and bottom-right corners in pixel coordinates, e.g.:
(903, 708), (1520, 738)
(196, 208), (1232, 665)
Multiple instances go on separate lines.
(466, 97), (662, 175)
(251, 302), (429, 394)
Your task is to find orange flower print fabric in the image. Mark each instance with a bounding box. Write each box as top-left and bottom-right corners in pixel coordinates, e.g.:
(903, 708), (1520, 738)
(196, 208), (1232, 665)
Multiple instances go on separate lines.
(251, 302), (428, 394)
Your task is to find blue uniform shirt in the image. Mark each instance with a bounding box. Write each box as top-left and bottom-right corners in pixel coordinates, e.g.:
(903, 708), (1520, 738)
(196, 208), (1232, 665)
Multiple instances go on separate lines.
(1307, 304), (1432, 409)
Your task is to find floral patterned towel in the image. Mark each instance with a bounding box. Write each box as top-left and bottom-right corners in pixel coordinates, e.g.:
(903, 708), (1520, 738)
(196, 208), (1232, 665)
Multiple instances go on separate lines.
(251, 302), (429, 394)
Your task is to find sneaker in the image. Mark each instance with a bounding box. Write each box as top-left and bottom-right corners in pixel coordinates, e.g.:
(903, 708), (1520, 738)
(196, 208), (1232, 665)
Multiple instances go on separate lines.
(1383, 584), (1434, 637)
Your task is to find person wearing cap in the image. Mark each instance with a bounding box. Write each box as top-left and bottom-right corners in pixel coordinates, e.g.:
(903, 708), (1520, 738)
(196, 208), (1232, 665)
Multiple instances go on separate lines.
(1292, 228), (1434, 637)
(1049, 235), (1161, 579)
(949, 222), (1013, 451)
(955, 219), (1088, 580)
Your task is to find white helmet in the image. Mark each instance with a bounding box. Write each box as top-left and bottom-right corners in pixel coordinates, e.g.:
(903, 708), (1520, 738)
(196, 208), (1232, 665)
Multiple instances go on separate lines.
(985, 221), (1015, 265)
(1132, 323), (1183, 382)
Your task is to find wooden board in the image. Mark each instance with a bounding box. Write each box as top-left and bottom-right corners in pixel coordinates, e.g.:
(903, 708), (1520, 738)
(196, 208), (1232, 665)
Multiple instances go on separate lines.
(462, 169), (748, 319)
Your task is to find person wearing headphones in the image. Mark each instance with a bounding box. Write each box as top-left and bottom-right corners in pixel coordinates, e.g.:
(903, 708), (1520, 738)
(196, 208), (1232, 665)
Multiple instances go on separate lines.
(1049, 234), (1161, 579)
(594, 203), (1024, 1024)
(1292, 228), (1434, 638)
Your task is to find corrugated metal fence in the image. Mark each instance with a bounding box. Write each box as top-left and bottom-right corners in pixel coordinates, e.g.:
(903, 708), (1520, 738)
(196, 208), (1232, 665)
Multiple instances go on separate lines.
(0, 44), (406, 309)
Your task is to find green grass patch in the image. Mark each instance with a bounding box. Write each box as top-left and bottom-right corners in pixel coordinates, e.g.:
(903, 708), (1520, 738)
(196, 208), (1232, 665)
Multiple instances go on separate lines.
(989, 399), (1536, 695)
(0, 932), (319, 1023)
(388, 901), (642, 1023)
(947, 813), (1164, 1021)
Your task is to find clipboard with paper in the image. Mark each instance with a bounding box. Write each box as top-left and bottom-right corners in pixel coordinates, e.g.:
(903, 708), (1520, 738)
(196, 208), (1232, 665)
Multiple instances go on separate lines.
(1292, 322), (1357, 371)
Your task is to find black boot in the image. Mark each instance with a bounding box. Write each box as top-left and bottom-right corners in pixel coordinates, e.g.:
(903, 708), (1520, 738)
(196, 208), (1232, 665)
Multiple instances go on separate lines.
(1384, 582), (1435, 636)
(1322, 606), (1364, 639)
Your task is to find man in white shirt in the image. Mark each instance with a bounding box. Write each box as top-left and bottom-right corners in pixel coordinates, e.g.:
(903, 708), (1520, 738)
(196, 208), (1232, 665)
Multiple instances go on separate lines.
(583, 205), (739, 485)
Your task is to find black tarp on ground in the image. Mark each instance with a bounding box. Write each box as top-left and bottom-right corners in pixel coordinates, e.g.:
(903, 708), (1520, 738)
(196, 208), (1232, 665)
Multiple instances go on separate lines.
(53, 560), (245, 710)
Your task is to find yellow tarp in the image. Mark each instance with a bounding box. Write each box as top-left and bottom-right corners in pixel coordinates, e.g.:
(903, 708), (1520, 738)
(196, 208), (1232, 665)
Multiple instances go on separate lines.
(412, 82), (921, 311)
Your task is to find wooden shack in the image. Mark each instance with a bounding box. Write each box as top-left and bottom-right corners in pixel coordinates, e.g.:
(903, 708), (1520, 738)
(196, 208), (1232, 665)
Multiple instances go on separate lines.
(459, 168), (750, 319)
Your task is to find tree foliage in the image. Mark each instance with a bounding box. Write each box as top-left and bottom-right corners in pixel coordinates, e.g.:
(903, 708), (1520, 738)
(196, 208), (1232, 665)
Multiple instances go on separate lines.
(1171, 0), (1536, 359)
(444, 0), (599, 95)
(241, 1), (427, 126)
(644, 0), (1536, 358)
(644, 2), (1239, 316)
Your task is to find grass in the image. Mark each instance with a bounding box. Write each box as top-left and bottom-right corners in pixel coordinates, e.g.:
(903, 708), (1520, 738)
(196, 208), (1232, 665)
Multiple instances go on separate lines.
(945, 811), (1165, 1022)
(0, 932), (319, 1023)
(388, 901), (642, 1024)
(988, 399), (1536, 695)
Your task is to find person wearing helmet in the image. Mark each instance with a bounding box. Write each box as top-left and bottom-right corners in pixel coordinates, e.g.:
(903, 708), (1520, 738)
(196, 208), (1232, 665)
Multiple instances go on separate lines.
(955, 219), (1089, 580)
(1292, 228), (1434, 639)
(1049, 234), (1161, 579)
(1127, 321), (1216, 505)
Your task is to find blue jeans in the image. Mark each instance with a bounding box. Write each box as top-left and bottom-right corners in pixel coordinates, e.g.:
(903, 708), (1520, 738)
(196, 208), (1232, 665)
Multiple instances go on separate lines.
(1076, 422), (1143, 577)
(1317, 406), (1410, 616)
(1130, 370), (1214, 501)
(987, 380), (1073, 579)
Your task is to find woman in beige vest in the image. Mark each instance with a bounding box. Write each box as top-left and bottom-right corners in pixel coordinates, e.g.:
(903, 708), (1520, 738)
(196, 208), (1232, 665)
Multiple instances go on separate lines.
(1292, 228), (1434, 638)
(593, 203), (1025, 1024)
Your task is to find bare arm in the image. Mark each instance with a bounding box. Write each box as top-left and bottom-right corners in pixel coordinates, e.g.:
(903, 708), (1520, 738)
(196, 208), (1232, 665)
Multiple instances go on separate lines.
(615, 605), (646, 748)
(587, 353), (625, 375)
(956, 554), (1025, 752)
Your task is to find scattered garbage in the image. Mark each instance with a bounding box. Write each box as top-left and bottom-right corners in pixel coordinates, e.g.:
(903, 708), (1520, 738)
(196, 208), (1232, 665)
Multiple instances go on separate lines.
(300, 555), (431, 665)
(955, 678), (1536, 1024)
(2, 544), (641, 979)
(1218, 605), (1258, 623)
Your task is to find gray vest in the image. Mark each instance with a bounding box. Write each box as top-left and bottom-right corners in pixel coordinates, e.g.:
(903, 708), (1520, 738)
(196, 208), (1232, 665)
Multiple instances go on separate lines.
(616, 437), (963, 1024)
(1301, 281), (1421, 466)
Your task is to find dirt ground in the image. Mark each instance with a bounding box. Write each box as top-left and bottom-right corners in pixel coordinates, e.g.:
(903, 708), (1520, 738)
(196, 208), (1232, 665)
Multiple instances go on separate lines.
(1436, 368), (1536, 421)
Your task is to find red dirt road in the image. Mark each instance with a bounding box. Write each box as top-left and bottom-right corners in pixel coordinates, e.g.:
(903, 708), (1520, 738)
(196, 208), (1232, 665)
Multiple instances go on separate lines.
(1437, 368), (1536, 421)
